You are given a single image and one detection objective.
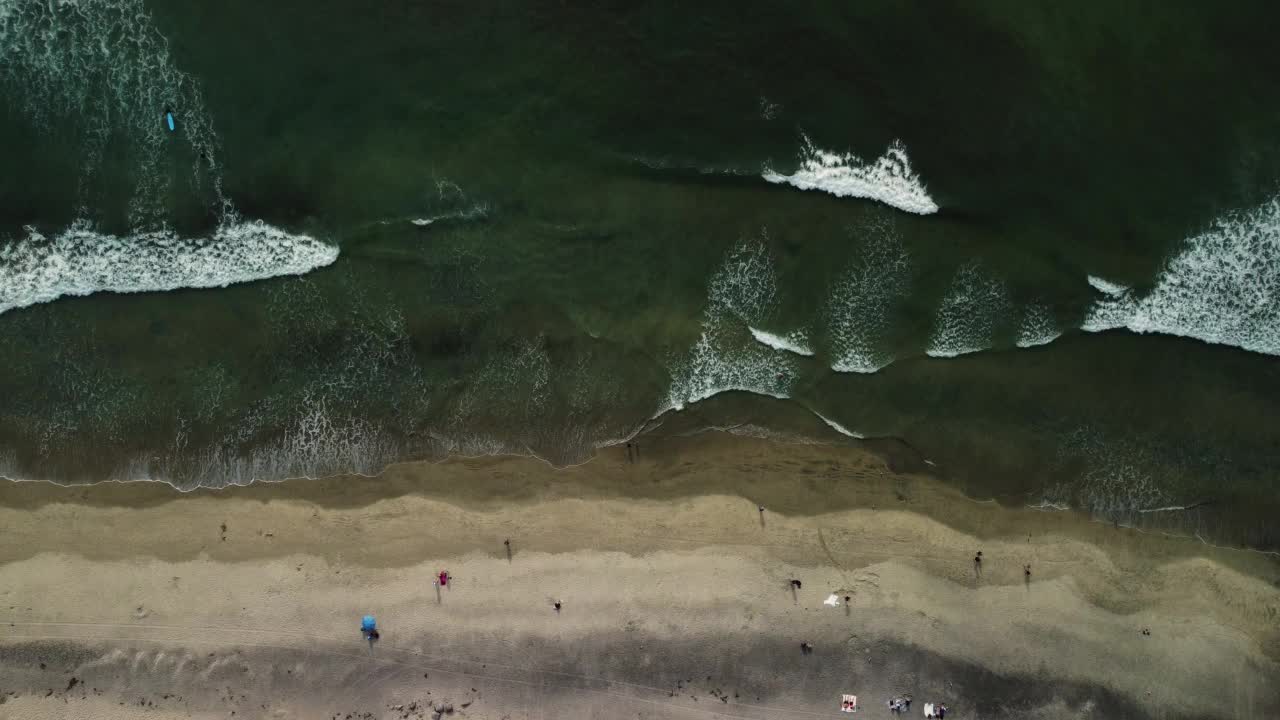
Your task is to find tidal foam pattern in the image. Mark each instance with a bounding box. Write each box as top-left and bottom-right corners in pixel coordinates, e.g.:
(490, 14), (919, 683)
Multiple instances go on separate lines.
(1016, 303), (1061, 348)
(927, 262), (1011, 357)
(665, 234), (796, 411)
(827, 223), (911, 372)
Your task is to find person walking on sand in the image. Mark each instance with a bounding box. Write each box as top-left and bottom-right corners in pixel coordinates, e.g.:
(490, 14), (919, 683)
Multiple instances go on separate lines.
(554, 600), (562, 613)
(439, 570), (449, 587)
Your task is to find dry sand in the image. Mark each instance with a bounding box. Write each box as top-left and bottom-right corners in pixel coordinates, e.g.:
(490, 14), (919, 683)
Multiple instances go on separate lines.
(0, 433), (1277, 719)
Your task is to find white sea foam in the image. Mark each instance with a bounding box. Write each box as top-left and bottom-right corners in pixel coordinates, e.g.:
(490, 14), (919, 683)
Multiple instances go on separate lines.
(1083, 198), (1280, 355)
(146, 397), (399, 489)
(665, 234), (796, 411)
(813, 411), (864, 439)
(763, 134), (939, 215)
(0, 220), (338, 315)
(827, 221), (911, 373)
(1015, 302), (1062, 348)
(749, 327), (814, 356)
(926, 262), (1011, 357)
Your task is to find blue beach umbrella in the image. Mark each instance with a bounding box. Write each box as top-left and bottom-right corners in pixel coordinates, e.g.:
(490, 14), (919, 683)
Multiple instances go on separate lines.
(361, 615), (376, 633)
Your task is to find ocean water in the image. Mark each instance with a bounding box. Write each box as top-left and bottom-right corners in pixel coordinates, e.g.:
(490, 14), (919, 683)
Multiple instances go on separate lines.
(2, 0), (1279, 548)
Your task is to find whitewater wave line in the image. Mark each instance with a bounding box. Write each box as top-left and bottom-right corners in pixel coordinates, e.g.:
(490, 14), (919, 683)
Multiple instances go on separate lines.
(0, 220), (338, 316)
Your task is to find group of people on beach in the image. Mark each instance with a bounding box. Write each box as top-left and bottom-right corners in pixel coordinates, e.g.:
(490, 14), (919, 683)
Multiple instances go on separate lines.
(889, 697), (946, 717)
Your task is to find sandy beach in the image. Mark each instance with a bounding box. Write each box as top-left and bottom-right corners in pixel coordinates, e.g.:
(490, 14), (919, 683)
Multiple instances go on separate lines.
(1, 432), (1277, 719)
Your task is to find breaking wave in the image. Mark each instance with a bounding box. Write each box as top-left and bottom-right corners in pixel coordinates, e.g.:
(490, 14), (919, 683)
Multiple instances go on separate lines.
(763, 134), (939, 215)
(0, 220), (337, 315)
(1083, 197), (1280, 356)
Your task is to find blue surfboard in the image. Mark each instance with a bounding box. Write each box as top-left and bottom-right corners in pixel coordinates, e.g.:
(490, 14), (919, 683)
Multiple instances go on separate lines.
(166, 111), (175, 132)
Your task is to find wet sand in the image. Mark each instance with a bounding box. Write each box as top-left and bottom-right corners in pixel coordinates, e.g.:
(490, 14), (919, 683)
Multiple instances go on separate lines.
(1, 432), (1278, 719)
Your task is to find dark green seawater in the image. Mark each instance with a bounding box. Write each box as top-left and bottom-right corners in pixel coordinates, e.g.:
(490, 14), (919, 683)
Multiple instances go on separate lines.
(2, 1), (1279, 547)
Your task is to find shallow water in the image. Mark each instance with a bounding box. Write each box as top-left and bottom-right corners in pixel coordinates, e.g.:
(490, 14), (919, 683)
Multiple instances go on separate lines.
(1, 0), (1278, 547)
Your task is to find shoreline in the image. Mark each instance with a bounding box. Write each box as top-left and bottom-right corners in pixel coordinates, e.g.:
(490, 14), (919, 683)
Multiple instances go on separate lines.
(1, 432), (1277, 718)
(0, 429), (1274, 568)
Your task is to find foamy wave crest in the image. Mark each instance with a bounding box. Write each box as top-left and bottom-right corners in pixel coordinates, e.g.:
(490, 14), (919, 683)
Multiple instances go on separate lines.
(763, 134), (938, 215)
(1015, 302), (1061, 348)
(927, 262), (1011, 357)
(1083, 198), (1280, 355)
(749, 327), (814, 356)
(0, 220), (338, 315)
(827, 221), (911, 372)
(665, 234), (796, 411)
